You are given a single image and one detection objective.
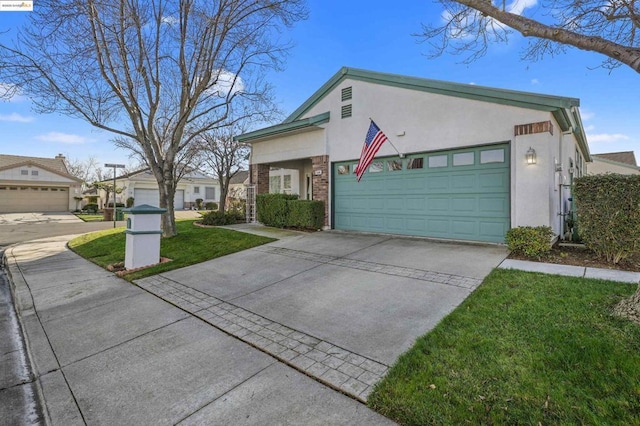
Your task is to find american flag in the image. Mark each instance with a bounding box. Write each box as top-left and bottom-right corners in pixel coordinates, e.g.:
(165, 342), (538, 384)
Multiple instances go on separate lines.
(355, 120), (389, 182)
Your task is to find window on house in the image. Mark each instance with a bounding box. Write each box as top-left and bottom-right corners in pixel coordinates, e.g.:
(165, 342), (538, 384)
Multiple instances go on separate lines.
(205, 186), (215, 200)
(428, 155), (448, 168)
(369, 162), (384, 173)
(337, 165), (350, 175)
(407, 158), (424, 169)
(31, 170), (39, 176)
(21, 170), (28, 175)
(480, 149), (505, 164)
(269, 176), (281, 193)
(283, 174), (292, 191)
(453, 152), (474, 166)
(193, 186), (200, 194)
(387, 160), (402, 171)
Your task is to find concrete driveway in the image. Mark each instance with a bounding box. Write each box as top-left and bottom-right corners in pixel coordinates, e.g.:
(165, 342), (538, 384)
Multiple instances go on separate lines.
(140, 229), (508, 399)
(0, 212), (83, 226)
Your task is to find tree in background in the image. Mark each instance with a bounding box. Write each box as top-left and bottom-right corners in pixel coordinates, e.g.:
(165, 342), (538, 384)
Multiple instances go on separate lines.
(420, 0), (640, 72)
(197, 126), (249, 215)
(0, 0), (307, 236)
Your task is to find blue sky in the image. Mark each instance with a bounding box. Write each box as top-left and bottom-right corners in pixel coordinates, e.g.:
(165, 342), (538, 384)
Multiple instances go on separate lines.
(1, 0), (638, 168)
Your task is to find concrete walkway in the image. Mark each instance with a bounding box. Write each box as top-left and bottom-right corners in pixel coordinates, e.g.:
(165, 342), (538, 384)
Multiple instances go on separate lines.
(5, 236), (394, 425)
(499, 258), (640, 283)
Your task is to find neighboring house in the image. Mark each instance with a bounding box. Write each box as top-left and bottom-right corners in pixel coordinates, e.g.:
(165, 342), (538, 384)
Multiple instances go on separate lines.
(228, 170), (249, 200)
(589, 151), (639, 175)
(0, 154), (83, 213)
(96, 169), (220, 210)
(238, 67), (591, 244)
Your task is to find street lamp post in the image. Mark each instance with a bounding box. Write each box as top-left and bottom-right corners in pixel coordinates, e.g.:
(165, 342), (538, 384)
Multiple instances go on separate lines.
(105, 163), (125, 228)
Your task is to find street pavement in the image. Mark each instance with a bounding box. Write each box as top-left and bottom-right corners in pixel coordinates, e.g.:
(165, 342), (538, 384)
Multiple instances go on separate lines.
(2, 223), (509, 425)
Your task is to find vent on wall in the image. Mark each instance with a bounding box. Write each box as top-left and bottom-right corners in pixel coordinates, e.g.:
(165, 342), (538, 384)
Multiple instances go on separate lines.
(341, 104), (352, 119)
(341, 86), (352, 101)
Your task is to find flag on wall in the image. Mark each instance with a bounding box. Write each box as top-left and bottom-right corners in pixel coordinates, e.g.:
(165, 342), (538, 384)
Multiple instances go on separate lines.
(355, 120), (389, 182)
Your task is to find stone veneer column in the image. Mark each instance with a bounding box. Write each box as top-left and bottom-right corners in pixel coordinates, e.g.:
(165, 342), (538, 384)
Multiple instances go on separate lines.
(311, 155), (329, 226)
(250, 163), (270, 195)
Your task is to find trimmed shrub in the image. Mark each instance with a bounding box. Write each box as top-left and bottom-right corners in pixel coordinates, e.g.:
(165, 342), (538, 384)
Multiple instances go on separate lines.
(84, 203), (98, 213)
(506, 226), (554, 259)
(88, 196), (98, 204)
(574, 174), (640, 264)
(205, 202), (218, 210)
(126, 197), (135, 208)
(256, 193), (298, 228)
(288, 200), (325, 230)
(200, 210), (242, 226)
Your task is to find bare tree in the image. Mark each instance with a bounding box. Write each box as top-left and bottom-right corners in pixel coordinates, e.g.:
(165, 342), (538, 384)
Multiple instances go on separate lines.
(197, 125), (250, 214)
(0, 0), (307, 236)
(420, 0), (640, 72)
(65, 155), (100, 185)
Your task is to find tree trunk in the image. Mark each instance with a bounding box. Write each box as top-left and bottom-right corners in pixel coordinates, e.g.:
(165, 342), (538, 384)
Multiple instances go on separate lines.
(613, 286), (640, 325)
(219, 185), (229, 215)
(158, 180), (177, 238)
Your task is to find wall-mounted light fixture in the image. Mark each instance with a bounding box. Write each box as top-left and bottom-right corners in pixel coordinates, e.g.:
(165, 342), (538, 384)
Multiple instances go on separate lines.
(526, 147), (537, 165)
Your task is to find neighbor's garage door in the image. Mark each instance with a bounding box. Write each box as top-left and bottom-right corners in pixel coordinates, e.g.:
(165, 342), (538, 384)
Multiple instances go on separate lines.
(0, 186), (69, 213)
(333, 144), (510, 243)
(133, 188), (184, 210)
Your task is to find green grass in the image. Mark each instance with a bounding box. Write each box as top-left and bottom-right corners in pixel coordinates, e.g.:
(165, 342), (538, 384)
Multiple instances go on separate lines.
(368, 269), (640, 425)
(74, 213), (105, 222)
(68, 219), (275, 281)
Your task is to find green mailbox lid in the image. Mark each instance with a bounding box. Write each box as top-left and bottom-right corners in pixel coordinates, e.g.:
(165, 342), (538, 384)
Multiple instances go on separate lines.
(122, 204), (168, 214)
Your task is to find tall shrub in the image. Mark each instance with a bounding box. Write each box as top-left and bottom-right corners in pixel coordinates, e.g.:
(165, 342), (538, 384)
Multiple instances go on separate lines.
(288, 200), (325, 230)
(256, 193), (298, 228)
(574, 174), (640, 263)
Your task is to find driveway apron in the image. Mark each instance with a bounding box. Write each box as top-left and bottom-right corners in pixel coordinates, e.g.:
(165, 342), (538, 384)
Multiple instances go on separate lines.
(141, 229), (508, 401)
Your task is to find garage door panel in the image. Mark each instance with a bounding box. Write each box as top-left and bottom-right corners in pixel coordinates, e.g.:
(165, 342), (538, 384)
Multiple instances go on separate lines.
(333, 144), (510, 243)
(0, 186), (68, 213)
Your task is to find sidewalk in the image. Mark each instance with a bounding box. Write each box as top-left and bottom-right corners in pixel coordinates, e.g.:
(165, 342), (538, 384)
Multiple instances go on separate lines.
(4, 236), (393, 425)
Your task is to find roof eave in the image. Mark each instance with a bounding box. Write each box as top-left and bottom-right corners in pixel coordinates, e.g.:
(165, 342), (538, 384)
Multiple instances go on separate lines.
(236, 111), (330, 143)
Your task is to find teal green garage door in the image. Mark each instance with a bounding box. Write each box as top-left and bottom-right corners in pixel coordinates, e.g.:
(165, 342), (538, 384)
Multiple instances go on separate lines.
(333, 144), (510, 243)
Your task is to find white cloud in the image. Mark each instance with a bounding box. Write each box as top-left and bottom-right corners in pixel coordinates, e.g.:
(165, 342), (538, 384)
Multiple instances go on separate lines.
(0, 113), (34, 123)
(579, 108), (595, 121)
(161, 16), (178, 25)
(0, 83), (25, 102)
(207, 70), (245, 98)
(531, 78), (539, 85)
(506, 0), (538, 16)
(35, 132), (93, 144)
(586, 133), (630, 143)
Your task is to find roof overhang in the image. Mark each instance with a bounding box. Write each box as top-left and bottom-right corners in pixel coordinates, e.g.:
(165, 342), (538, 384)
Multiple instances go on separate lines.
(0, 160), (83, 183)
(236, 112), (330, 144)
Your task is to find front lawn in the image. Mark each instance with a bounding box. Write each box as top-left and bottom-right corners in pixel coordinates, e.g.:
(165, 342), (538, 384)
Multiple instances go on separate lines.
(68, 219), (275, 281)
(369, 269), (640, 425)
(74, 213), (105, 222)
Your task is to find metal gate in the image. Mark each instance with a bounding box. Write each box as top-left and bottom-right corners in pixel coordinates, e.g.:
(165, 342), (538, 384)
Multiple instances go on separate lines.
(245, 184), (256, 223)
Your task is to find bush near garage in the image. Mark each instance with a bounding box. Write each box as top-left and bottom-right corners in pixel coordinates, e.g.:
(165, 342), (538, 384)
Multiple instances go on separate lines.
(256, 193), (324, 230)
(506, 226), (554, 259)
(205, 201), (218, 210)
(574, 174), (640, 264)
(288, 200), (324, 230)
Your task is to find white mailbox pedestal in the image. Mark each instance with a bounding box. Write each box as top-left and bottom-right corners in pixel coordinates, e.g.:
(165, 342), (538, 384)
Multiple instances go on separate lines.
(122, 204), (166, 270)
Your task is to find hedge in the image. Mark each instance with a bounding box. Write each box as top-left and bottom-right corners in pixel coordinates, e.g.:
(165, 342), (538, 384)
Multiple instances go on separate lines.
(256, 193), (298, 228)
(505, 226), (554, 259)
(574, 174), (640, 264)
(288, 200), (325, 230)
(201, 209), (244, 226)
(256, 193), (324, 229)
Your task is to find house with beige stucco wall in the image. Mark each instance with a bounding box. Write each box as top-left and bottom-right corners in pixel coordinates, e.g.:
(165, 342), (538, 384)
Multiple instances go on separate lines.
(238, 67), (591, 244)
(588, 151), (639, 175)
(0, 154), (83, 213)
